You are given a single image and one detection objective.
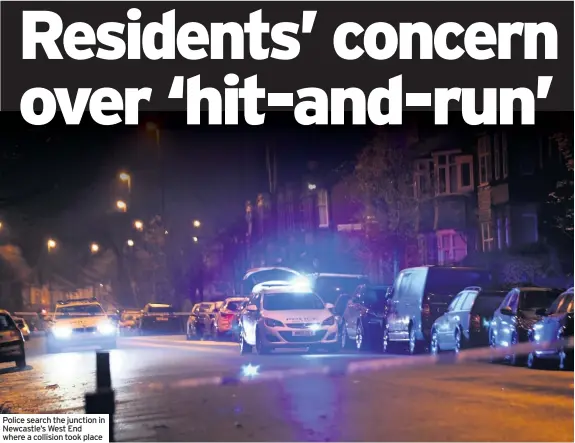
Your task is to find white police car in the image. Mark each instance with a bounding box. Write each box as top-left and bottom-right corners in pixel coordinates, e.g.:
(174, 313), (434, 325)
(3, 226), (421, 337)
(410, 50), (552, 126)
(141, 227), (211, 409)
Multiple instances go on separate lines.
(0, 310), (26, 368)
(239, 284), (339, 354)
(46, 298), (117, 353)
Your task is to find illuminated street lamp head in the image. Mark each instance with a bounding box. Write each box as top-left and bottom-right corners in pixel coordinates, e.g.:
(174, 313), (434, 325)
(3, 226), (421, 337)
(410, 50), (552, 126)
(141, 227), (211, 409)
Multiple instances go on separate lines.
(47, 239), (57, 250)
(90, 243), (100, 253)
(119, 172), (130, 182)
(0, 221), (3, 229)
(116, 200), (127, 211)
(192, 236), (198, 243)
(193, 220), (201, 228)
(307, 183), (317, 191)
(133, 220), (144, 231)
(126, 239), (134, 247)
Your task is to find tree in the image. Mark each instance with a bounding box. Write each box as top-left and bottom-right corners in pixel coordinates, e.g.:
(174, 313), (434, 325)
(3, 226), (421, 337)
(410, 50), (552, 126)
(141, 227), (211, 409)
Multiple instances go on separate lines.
(351, 130), (420, 277)
(549, 133), (574, 238)
(0, 244), (31, 282)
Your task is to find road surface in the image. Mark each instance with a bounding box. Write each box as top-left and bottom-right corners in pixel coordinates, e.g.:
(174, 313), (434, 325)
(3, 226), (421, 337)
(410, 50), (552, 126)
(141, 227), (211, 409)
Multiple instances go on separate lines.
(1, 335), (573, 442)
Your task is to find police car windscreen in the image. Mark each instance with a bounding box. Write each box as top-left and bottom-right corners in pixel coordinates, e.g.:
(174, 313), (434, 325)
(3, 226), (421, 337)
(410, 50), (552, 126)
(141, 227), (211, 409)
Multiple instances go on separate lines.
(56, 305), (105, 317)
(148, 306), (174, 313)
(263, 293), (325, 311)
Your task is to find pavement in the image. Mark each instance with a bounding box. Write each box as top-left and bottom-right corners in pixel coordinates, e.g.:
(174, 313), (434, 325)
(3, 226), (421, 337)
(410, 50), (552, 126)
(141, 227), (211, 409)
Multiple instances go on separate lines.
(0, 334), (573, 442)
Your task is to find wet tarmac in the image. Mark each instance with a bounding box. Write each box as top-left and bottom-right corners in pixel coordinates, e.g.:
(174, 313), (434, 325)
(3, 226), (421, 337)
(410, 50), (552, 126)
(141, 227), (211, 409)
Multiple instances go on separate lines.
(1, 335), (573, 441)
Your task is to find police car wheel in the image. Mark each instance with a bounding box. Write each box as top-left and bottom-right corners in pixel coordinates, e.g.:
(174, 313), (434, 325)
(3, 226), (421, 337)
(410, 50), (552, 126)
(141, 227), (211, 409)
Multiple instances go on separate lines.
(15, 345), (26, 368)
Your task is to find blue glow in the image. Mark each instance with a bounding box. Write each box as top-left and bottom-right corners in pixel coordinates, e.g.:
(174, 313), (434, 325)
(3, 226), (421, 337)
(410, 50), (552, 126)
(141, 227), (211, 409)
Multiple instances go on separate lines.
(241, 364), (260, 377)
(292, 276), (311, 288)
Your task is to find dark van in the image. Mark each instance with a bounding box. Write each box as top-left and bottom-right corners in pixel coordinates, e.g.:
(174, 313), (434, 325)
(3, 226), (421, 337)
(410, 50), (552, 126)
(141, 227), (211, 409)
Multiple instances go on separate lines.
(384, 266), (493, 355)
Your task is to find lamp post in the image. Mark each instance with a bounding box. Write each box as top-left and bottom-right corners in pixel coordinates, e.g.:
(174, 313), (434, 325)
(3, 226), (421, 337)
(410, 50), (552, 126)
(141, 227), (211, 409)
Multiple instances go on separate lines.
(119, 172), (132, 193)
(146, 122), (165, 221)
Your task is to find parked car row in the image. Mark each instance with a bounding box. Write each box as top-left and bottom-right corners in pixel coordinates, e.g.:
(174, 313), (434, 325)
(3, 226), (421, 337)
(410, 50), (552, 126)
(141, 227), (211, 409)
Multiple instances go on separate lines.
(228, 266), (573, 369)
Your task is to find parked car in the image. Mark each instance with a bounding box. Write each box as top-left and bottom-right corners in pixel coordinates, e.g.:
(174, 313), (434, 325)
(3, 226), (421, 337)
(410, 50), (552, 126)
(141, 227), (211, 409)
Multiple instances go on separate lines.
(211, 297), (249, 340)
(139, 303), (181, 335)
(238, 284), (338, 355)
(13, 317), (31, 341)
(429, 287), (507, 354)
(341, 284), (391, 351)
(306, 273), (369, 305)
(186, 302), (220, 340)
(385, 266), (493, 354)
(333, 293), (353, 344)
(489, 286), (563, 365)
(527, 287), (573, 370)
(0, 310), (26, 368)
(119, 310), (142, 335)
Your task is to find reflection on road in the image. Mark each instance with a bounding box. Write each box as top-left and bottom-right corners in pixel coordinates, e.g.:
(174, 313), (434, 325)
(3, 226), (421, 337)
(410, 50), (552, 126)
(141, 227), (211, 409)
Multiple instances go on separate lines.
(0, 335), (572, 442)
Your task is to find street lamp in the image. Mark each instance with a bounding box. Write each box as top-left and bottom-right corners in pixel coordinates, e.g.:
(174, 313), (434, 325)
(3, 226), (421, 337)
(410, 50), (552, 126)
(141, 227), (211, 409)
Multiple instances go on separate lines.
(193, 220), (201, 228)
(192, 236), (198, 243)
(126, 239), (134, 247)
(90, 243), (100, 253)
(47, 239), (57, 252)
(307, 183), (317, 191)
(116, 200), (127, 212)
(119, 172), (132, 192)
(133, 220), (144, 231)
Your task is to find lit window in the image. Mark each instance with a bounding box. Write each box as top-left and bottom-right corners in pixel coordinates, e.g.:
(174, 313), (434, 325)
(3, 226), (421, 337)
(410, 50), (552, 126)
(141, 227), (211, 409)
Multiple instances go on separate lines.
(317, 189), (329, 228)
(481, 222), (494, 252)
(478, 136), (492, 185)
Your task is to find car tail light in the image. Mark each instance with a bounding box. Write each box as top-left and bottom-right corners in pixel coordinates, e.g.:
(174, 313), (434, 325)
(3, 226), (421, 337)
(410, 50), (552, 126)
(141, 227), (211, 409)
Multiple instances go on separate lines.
(422, 304), (431, 316)
(471, 314), (481, 330)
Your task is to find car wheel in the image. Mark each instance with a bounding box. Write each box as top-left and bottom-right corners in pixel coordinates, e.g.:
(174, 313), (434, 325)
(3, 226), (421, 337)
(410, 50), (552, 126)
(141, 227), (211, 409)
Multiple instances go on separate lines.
(527, 352), (544, 369)
(509, 333), (525, 366)
(454, 329), (462, 354)
(255, 329), (271, 355)
(408, 326), (420, 355)
(15, 345), (26, 369)
(559, 349), (574, 371)
(382, 326), (391, 354)
(341, 324), (351, 349)
(356, 322), (368, 351)
(430, 329), (440, 355)
(239, 330), (253, 355)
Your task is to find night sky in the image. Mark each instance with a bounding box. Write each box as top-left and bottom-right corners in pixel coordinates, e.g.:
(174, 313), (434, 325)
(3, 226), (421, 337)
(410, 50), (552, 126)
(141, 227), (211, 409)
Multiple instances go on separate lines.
(0, 112), (371, 251)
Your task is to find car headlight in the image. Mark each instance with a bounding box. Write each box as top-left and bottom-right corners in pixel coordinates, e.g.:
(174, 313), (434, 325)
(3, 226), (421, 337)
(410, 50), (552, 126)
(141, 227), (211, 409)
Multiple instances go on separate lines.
(98, 322), (116, 335)
(52, 326), (72, 338)
(263, 318), (284, 328)
(321, 316), (335, 326)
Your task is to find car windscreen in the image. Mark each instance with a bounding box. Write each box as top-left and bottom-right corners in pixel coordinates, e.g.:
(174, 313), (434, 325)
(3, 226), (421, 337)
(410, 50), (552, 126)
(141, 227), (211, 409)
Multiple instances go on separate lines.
(55, 305), (105, 317)
(472, 292), (507, 316)
(314, 277), (368, 303)
(520, 290), (562, 311)
(263, 293), (325, 311)
(148, 306), (174, 313)
(427, 269), (492, 299)
(0, 314), (16, 331)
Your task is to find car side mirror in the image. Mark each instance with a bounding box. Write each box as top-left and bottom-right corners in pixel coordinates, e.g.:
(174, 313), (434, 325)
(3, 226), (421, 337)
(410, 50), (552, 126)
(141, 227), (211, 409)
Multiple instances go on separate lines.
(500, 307), (513, 316)
(246, 304), (258, 312)
(535, 308), (548, 316)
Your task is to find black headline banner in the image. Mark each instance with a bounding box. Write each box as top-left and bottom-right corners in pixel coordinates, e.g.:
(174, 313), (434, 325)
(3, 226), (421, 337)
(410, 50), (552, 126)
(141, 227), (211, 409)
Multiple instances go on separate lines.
(1, 1), (573, 113)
